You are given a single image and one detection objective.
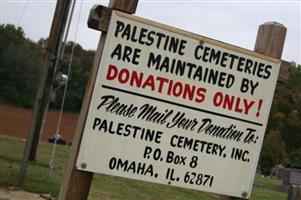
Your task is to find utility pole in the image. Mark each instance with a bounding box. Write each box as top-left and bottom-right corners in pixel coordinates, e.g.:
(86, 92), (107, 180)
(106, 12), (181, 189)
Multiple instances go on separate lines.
(28, 0), (72, 161)
(19, 0), (73, 184)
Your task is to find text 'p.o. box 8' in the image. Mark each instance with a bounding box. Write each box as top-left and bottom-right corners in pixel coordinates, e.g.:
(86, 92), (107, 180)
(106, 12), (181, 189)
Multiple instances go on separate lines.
(77, 11), (280, 198)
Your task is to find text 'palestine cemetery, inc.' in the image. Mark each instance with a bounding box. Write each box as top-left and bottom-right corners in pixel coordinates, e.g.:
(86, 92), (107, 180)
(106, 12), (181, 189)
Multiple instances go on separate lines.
(77, 11), (280, 198)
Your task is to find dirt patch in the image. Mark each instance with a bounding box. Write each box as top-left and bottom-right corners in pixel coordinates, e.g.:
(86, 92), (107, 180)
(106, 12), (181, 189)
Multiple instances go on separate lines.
(0, 186), (52, 200)
(0, 104), (78, 142)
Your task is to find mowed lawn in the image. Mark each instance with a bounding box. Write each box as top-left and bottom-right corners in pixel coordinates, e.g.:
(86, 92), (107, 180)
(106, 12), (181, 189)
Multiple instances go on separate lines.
(0, 135), (287, 200)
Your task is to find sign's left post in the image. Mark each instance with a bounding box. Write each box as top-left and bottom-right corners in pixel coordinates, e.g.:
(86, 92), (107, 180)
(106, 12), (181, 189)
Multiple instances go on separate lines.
(59, 1), (139, 199)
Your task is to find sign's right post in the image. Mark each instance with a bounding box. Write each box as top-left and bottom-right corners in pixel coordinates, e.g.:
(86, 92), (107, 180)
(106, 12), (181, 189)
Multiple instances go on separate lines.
(221, 21), (286, 200)
(254, 22), (287, 59)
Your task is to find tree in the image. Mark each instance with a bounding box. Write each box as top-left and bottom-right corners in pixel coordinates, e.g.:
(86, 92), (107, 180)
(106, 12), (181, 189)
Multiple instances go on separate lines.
(259, 131), (287, 175)
(282, 112), (301, 153)
(288, 148), (301, 168)
(263, 64), (301, 162)
(0, 24), (43, 107)
(49, 42), (92, 112)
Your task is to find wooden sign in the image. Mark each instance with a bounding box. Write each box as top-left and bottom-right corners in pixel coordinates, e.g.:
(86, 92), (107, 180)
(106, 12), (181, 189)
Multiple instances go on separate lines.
(76, 11), (281, 198)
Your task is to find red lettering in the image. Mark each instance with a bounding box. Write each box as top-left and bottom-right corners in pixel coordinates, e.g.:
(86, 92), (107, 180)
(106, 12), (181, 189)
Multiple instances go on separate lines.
(130, 70), (143, 87)
(172, 82), (183, 97)
(183, 84), (196, 101)
(234, 98), (243, 113)
(213, 92), (223, 107)
(213, 91), (255, 115)
(244, 99), (255, 115)
(195, 88), (206, 103)
(223, 94), (234, 110)
(118, 68), (130, 84)
(106, 64), (118, 80)
(142, 75), (155, 91)
(156, 76), (169, 93)
(167, 80), (173, 96)
(105, 64), (208, 105)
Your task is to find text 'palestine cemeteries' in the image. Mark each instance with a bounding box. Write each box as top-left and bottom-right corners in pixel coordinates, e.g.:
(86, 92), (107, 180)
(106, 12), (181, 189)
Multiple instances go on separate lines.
(76, 11), (280, 198)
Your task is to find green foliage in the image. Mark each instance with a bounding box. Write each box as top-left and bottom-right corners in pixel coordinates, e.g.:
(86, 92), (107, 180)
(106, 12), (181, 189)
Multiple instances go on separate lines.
(282, 112), (301, 153)
(0, 24), (26, 48)
(0, 25), (94, 112)
(288, 147), (301, 168)
(260, 64), (301, 173)
(259, 131), (287, 175)
(0, 24), (43, 107)
(50, 42), (92, 112)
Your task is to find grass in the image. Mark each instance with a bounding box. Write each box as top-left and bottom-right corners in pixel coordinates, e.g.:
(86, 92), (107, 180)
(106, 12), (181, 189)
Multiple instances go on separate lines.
(0, 135), (287, 199)
(0, 135), (69, 196)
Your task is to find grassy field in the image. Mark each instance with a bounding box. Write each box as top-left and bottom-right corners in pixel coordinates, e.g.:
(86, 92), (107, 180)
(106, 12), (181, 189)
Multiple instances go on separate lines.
(0, 135), (287, 200)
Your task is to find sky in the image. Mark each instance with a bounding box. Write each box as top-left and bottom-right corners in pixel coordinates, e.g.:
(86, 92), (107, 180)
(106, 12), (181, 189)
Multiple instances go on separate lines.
(1, 0), (301, 63)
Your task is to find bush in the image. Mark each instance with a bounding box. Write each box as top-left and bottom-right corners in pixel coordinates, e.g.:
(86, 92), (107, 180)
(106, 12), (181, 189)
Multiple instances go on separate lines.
(288, 148), (301, 168)
(259, 131), (287, 175)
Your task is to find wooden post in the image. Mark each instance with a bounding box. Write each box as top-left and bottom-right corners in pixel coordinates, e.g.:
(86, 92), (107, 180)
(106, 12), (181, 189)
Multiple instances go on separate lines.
(254, 21), (287, 59)
(58, 1), (138, 199)
(220, 22), (286, 200)
(254, 22), (288, 83)
(19, 0), (72, 184)
(28, 0), (73, 161)
(253, 21), (287, 200)
(288, 185), (301, 200)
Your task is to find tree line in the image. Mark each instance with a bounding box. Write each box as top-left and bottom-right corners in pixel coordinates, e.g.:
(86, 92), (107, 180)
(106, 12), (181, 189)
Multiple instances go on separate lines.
(0, 24), (300, 174)
(0, 24), (93, 111)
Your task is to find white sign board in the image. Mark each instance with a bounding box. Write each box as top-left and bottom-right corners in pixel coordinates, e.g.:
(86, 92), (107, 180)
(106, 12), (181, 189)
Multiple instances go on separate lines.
(77, 11), (280, 198)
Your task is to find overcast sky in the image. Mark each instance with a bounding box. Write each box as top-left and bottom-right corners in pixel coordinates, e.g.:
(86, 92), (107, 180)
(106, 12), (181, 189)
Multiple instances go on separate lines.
(1, 0), (301, 63)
